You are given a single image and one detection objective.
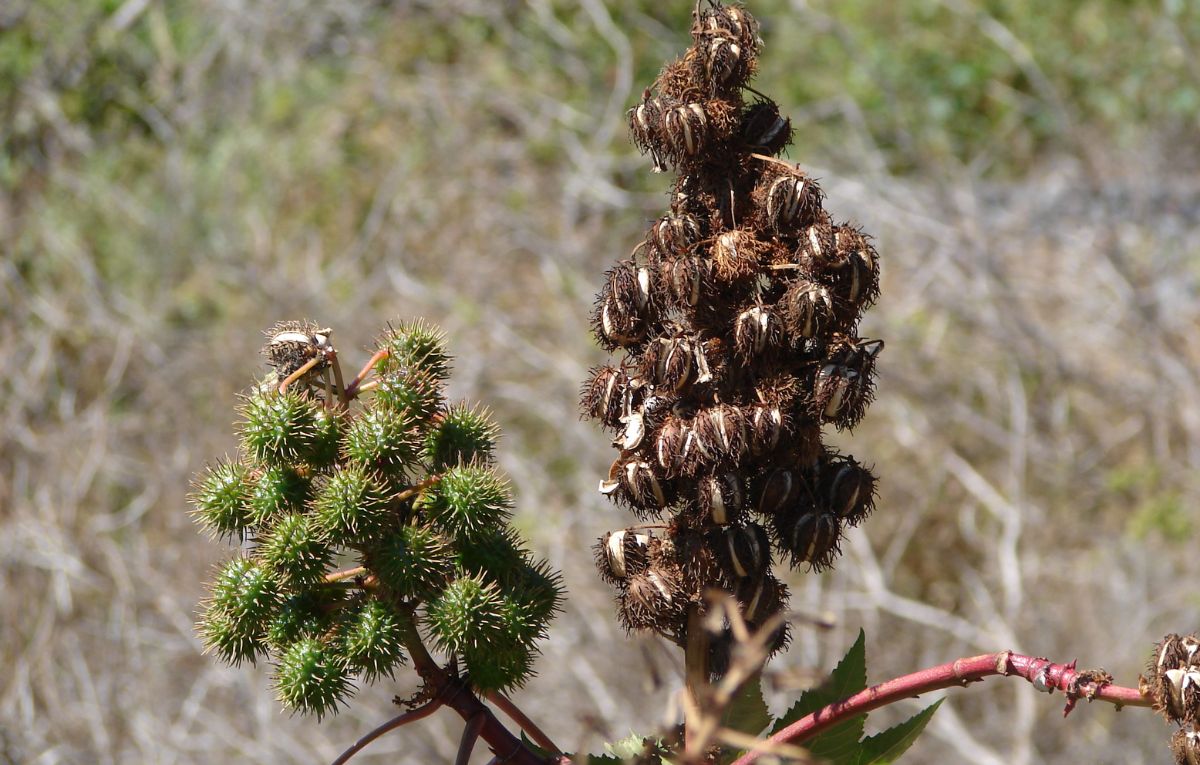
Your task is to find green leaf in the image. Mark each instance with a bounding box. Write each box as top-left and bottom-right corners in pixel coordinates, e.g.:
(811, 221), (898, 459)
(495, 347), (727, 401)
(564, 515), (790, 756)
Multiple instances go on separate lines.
(854, 700), (942, 765)
(771, 629), (868, 763)
(773, 629), (867, 731)
(721, 674), (771, 738)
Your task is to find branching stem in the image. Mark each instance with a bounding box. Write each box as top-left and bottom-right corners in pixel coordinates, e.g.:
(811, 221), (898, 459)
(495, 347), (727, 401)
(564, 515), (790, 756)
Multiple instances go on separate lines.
(395, 605), (549, 765)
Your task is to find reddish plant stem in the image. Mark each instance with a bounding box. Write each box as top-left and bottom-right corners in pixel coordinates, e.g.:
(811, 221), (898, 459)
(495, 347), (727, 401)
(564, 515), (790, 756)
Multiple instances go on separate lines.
(330, 700), (442, 765)
(732, 651), (1152, 765)
(398, 609), (550, 765)
(486, 690), (561, 754)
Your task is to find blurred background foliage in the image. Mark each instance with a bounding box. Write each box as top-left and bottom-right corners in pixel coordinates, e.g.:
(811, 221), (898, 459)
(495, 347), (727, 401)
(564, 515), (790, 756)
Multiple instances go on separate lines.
(2, 1), (1199, 763)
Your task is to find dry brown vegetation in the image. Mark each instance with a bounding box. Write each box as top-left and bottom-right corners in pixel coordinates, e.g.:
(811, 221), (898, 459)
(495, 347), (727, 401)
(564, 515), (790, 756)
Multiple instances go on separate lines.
(2, 1), (1199, 763)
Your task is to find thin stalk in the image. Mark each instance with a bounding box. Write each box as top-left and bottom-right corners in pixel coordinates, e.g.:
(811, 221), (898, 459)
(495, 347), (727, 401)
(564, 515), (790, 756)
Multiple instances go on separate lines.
(329, 700), (442, 765)
(278, 355), (323, 394)
(324, 566), (366, 583)
(345, 348), (390, 400)
(487, 690), (561, 754)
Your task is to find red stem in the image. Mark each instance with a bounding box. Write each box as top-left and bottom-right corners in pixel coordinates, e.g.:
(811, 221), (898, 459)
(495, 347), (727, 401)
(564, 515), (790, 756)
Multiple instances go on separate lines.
(486, 690), (562, 754)
(330, 701), (442, 765)
(398, 611), (550, 765)
(731, 651), (1152, 765)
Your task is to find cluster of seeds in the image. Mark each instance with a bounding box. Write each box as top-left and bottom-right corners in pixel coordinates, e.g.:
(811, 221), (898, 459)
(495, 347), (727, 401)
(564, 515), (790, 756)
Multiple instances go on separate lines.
(581, 1), (882, 671)
(192, 320), (563, 716)
(1146, 633), (1200, 764)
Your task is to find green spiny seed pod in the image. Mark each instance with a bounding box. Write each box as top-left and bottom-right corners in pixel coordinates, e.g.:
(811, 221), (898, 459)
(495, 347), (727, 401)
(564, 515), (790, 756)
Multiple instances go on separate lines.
(259, 513), (332, 586)
(455, 527), (526, 583)
(239, 389), (319, 464)
(208, 557), (280, 625)
(312, 464), (390, 543)
(376, 320), (452, 382)
(510, 558), (566, 628)
(425, 574), (508, 653)
(199, 558), (278, 665)
(365, 524), (454, 597)
(462, 640), (536, 693)
(248, 465), (309, 527)
(423, 403), (500, 470)
(373, 369), (443, 424)
(343, 406), (420, 475)
(199, 608), (268, 666)
(499, 590), (549, 647)
(416, 463), (512, 541)
(307, 406), (346, 468)
(190, 459), (252, 538)
(338, 598), (409, 681)
(273, 636), (353, 719)
(266, 590), (344, 651)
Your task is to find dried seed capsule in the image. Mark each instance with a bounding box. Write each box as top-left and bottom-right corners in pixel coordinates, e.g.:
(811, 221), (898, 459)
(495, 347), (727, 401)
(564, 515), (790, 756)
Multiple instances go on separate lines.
(734, 306), (774, 359)
(655, 416), (687, 476)
(580, 364), (630, 429)
(779, 280), (835, 340)
(263, 321), (334, 378)
(628, 91), (669, 172)
(678, 423), (716, 474)
(1164, 668), (1188, 721)
(741, 100), (791, 155)
(778, 511), (841, 570)
(664, 256), (707, 308)
(698, 472), (744, 525)
(712, 229), (762, 282)
(722, 523), (770, 580)
(794, 213), (836, 271)
(618, 410), (646, 451)
(652, 213), (704, 257)
(1183, 670), (1200, 725)
(603, 261), (650, 316)
(747, 404), (784, 455)
(663, 103), (709, 158)
(1171, 728), (1200, 765)
(1155, 634), (1200, 674)
(694, 404), (746, 465)
(620, 567), (686, 632)
(756, 468), (796, 516)
(832, 225), (881, 311)
(654, 335), (695, 392)
(693, 3), (760, 69)
(595, 294), (646, 348)
(704, 36), (743, 85)
(619, 459), (670, 513)
(757, 169), (823, 232)
(595, 529), (652, 582)
(735, 573), (787, 627)
(823, 455), (876, 525)
(811, 338), (881, 430)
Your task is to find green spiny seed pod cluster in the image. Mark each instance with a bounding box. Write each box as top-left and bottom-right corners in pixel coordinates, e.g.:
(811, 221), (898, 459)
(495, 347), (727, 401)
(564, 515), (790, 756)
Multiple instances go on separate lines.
(581, 1), (882, 673)
(192, 320), (563, 717)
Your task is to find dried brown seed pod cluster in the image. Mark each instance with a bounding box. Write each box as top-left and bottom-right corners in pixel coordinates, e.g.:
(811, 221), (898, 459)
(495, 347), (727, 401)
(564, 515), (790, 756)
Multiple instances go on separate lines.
(1147, 633), (1200, 737)
(582, 1), (882, 672)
